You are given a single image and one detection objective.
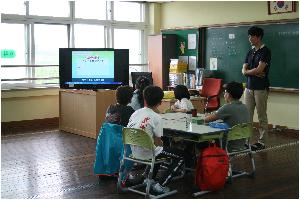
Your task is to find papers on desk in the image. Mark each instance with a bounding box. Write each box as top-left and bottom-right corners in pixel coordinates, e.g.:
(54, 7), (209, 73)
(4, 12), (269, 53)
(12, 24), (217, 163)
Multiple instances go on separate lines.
(163, 121), (223, 135)
(161, 112), (186, 121)
(161, 113), (223, 135)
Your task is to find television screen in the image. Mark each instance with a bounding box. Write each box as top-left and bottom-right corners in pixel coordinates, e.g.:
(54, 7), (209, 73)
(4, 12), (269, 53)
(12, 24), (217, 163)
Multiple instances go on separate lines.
(59, 48), (129, 90)
(70, 50), (116, 84)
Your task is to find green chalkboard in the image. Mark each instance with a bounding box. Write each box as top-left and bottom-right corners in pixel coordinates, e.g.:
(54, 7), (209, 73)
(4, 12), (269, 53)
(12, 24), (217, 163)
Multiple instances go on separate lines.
(205, 22), (299, 89)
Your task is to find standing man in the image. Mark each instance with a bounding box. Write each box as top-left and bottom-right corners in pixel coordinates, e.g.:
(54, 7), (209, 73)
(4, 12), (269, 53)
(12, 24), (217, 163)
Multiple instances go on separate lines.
(242, 26), (271, 150)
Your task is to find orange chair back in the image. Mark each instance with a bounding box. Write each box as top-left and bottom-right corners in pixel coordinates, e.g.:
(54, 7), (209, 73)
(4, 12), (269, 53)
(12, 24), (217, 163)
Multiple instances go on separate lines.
(200, 78), (222, 111)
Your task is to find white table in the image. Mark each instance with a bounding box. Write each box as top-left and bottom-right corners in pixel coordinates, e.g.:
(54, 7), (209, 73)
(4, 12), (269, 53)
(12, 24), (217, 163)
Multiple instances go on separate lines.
(161, 112), (223, 137)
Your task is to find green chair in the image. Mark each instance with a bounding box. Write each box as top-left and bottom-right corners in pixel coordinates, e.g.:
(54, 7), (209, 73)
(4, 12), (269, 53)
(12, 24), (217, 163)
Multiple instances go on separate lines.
(117, 128), (178, 199)
(225, 123), (255, 183)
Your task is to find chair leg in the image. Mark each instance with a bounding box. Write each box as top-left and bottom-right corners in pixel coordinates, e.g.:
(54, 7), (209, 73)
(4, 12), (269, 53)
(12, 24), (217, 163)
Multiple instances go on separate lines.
(227, 161), (233, 184)
(145, 179), (151, 198)
(145, 163), (155, 198)
(228, 150), (256, 182)
(219, 138), (223, 148)
(117, 159), (126, 193)
(249, 152), (256, 177)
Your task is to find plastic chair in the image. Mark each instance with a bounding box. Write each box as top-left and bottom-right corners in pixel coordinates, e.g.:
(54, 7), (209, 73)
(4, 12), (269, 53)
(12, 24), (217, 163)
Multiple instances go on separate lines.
(117, 128), (177, 199)
(225, 123), (256, 183)
(200, 78), (222, 113)
(94, 123), (133, 178)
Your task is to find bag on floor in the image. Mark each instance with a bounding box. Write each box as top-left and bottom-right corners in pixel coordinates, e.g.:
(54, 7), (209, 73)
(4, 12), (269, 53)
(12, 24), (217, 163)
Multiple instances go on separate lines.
(195, 143), (229, 191)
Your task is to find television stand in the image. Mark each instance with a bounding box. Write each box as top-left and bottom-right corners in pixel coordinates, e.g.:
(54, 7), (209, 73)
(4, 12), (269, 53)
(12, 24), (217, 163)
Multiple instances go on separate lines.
(59, 89), (116, 139)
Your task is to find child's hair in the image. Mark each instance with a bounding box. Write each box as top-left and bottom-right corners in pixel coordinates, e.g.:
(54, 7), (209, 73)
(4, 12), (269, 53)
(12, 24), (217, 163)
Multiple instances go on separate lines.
(135, 76), (151, 107)
(143, 85), (164, 107)
(116, 85), (134, 106)
(174, 85), (190, 100)
(224, 81), (244, 100)
(248, 26), (264, 39)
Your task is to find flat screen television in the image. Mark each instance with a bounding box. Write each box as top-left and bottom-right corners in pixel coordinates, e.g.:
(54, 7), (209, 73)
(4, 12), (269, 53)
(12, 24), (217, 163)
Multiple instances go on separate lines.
(59, 48), (129, 90)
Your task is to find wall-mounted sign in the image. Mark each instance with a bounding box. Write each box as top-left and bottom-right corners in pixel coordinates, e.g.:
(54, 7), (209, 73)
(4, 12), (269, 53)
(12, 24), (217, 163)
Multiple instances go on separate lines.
(1, 49), (16, 58)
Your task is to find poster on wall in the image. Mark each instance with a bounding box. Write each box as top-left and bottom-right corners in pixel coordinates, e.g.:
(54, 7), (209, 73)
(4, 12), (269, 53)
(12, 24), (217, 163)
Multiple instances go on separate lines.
(209, 57), (218, 70)
(188, 34), (197, 49)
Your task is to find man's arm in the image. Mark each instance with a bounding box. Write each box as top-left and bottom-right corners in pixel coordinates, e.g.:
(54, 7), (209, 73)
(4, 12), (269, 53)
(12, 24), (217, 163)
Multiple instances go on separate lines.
(204, 113), (219, 123)
(243, 61), (267, 77)
(242, 63), (248, 75)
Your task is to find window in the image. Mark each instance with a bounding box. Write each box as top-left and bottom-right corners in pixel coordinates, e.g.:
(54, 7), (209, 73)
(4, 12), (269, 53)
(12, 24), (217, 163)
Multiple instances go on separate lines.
(1, 24), (26, 65)
(29, 1), (70, 17)
(34, 24), (68, 65)
(1, 23), (27, 82)
(114, 29), (141, 64)
(75, 1), (107, 20)
(34, 66), (59, 84)
(1, 1), (26, 15)
(74, 25), (105, 48)
(34, 24), (67, 84)
(1, 66), (28, 83)
(114, 2), (142, 22)
(1, 1), (148, 89)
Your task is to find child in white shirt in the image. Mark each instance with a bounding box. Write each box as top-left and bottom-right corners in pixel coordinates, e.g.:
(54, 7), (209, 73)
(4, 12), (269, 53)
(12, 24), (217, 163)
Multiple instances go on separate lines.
(127, 106), (163, 160)
(127, 85), (184, 194)
(171, 85), (194, 112)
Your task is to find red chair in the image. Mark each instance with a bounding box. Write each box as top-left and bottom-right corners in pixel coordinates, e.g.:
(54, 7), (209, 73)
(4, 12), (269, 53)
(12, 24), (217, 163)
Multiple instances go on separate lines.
(200, 78), (222, 113)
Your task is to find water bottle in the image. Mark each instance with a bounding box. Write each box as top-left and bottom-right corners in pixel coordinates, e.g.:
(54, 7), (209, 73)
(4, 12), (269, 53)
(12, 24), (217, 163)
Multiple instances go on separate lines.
(186, 111), (192, 130)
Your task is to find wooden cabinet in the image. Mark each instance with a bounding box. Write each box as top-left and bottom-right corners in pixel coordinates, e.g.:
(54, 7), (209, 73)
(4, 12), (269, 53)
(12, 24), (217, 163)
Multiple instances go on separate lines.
(59, 89), (116, 139)
(157, 97), (206, 114)
(148, 34), (177, 90)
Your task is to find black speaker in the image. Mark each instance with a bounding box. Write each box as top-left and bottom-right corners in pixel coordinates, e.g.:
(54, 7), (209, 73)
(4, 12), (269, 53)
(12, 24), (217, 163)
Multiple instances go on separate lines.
(114, 49), (129, 86)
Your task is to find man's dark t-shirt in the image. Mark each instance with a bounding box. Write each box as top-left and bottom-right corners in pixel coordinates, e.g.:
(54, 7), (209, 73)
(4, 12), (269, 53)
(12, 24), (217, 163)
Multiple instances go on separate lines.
(244, 45), (271, 90)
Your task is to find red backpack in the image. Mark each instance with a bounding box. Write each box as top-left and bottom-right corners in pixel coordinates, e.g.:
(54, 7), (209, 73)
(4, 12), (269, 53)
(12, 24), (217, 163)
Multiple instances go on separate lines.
(195, 143), (229, 191)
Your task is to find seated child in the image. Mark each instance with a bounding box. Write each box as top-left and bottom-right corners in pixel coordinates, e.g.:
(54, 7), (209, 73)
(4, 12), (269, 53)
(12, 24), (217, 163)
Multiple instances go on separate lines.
(105, 85), (135, 127)
(204, 81), (250, 150)
(129, 76), (151, 111)
(127, 85), (184, 194)
(170, 85), (194, 113)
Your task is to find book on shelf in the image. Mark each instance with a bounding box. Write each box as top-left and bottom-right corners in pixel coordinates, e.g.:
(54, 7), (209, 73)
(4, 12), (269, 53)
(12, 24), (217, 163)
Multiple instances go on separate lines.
(169, 72), (196, 89)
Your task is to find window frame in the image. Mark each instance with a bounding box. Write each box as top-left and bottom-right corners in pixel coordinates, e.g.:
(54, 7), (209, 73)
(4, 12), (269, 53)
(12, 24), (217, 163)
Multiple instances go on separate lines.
(1, 1), (149, 90)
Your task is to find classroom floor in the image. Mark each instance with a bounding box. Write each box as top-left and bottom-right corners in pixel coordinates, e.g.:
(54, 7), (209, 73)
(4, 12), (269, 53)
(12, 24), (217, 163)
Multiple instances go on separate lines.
(1, 128), (299, 199)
